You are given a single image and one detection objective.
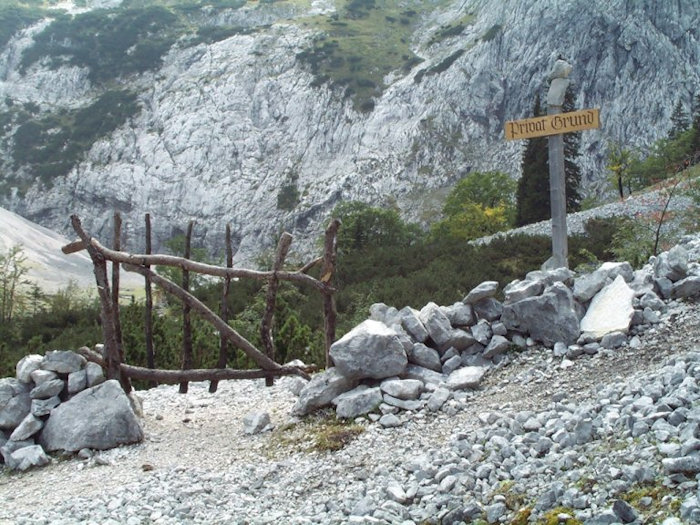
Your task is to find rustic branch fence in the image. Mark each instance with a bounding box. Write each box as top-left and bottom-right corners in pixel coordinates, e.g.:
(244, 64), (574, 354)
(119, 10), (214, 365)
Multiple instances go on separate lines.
(63, 214), (341, 393)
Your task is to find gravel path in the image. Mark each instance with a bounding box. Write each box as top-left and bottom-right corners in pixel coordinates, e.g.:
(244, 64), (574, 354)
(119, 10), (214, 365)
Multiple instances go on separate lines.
(2, 186), (700, 524)
(2, 296), (700, 524)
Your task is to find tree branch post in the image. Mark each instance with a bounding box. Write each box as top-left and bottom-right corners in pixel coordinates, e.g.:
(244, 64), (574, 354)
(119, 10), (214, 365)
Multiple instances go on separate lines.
(261, 232), (293, 386)
(145, 213), (156, 388)
(322, 219), (341, 368)
(210, 223), (234, 393)
(70, 215), (132, 393)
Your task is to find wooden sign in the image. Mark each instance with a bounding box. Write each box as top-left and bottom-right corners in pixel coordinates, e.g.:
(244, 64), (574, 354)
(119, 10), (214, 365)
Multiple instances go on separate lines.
(505, 108), (600, 140)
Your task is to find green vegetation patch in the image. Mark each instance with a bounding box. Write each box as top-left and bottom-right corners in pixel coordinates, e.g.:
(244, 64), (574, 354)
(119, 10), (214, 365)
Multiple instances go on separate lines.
(9, 90), (139, 189)
(20, 6), (184, 83)
(295, 0), (424, 112)
(0, 6), (42, 49)
(414, 48), (465, 84)
(427, 12), (476, 47)
(266, 412), (365, 458)
(482, 23), (502, 41)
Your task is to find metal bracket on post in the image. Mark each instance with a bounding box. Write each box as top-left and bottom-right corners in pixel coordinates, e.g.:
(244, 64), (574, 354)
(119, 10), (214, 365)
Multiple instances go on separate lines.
(545, 60), (572, 270)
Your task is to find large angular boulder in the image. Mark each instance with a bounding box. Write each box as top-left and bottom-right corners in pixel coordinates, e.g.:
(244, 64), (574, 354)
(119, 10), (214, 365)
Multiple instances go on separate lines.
(400, 307), (429, 343)
(580, 275), (635, 339)
(292, 368), (358, 416)
(446, 366), (486, 390)
(655, 246), (689, 282)
(573, 270), (609, 303)
(41, 350), (87, 374)
(407, 343), (442, 372)
(672, 275), (700, 299)
(329, 320), (408, 380)
(463, 281), (499, 304)
(4, 444), (49, 471)
(380, 379), (423, 400)
(0, 379), (31, 430)
(39, 380), (143, 452)
(332, 386), (383, 419)
(504, 279), (544, 304)
(502, 282), (580, 346)
(418, 303), (453, 349)
(16, 355), (43, 384)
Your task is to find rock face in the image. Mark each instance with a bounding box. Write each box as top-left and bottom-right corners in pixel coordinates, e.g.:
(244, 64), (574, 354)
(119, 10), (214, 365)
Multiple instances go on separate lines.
(0, 0), (697, 264)
(39, 379), (143, 452)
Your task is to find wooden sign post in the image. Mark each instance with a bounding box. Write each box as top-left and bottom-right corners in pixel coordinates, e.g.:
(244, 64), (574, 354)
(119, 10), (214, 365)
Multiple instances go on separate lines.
(505, 61), (600, 269)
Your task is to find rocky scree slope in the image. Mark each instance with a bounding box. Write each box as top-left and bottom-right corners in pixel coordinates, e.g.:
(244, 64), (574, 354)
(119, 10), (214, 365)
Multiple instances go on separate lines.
(0, 0), (698, 263)
(3, 237), (700, 523)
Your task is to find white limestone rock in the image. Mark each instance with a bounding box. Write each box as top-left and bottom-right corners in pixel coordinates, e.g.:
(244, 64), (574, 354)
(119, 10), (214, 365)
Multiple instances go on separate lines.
(580, 275), (635, 339)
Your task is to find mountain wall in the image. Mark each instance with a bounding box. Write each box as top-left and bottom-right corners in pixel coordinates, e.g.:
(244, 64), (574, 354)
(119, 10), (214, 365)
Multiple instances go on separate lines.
(0, 0), (698, 264)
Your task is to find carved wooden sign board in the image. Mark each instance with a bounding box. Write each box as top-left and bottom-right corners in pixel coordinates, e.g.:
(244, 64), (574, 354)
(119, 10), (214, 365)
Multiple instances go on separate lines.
(504, 108), (600, 140)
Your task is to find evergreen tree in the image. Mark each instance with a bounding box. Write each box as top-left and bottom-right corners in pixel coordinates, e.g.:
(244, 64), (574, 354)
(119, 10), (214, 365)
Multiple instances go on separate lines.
(691, 93), (700, 157)
(515, 96), (550, 226)
(562, 87), (582, 211)
(515, 85), (583, 226)
(670, 100), (689, 139)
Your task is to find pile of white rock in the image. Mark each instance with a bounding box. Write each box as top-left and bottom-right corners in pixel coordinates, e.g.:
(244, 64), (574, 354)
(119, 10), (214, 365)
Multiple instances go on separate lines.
(290, 236), (700, 422)
(0, 350), (143, 471)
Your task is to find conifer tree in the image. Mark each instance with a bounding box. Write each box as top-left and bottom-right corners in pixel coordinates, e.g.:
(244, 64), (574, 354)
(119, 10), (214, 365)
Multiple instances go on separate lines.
(515, 112), (549, 227)
(515, 86), (583, 226)
(670, 100), (689, 139)
(562, 87), (582, 211)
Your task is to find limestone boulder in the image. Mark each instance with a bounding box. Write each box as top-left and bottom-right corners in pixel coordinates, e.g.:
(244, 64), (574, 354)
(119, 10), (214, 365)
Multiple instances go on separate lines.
(446, 366), (486, 390)
(16, 355), (43, 384)
(472, 297), (503, 322)
(243, 411), (271, 435)
(502, 282), (580, 346)
(8, 445), (50, 471)
(39, 379), (143, 452)
(418, 303), (453, 349)
(400, 307), (429, 343)
(292, 368), (357, 416)
(463, 281), (499, 304)
(41, 350), (87, 374)
(672, 275), (700, 299)
(329, 320), (407, 380)
(580, 275), (635, 339)
(380, 379), (423, 400)
(333, 386), (383, 419)
(0, 379), (31, 430)
(407, 343), (442, 372)
(573, 270), (609, 303)
(504, 279), (544, 304)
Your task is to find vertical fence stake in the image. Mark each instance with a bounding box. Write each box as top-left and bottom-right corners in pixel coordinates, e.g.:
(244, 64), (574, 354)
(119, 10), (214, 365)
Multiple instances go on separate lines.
(322, 219), (340, 369)
(261, 232), (293, 386)
(210, 223), (233, 393)
(144, 213), (157, 388)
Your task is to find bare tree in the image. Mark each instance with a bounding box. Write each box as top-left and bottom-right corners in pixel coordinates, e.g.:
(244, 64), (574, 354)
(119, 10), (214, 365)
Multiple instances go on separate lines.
(0, 245), (29, 322)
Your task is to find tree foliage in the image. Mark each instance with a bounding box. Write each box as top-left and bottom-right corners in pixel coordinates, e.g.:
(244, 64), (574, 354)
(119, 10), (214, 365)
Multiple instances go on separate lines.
(515, 96), (550, 226)
(433, 171), (515, 240)
(332, 201), (422, 253)
(515, 85), (583, 226)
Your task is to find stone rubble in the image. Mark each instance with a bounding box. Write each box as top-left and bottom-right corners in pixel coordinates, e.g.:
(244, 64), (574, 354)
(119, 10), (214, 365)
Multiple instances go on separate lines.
(3, 238), (700, 522)
(0, 350), (142, 471)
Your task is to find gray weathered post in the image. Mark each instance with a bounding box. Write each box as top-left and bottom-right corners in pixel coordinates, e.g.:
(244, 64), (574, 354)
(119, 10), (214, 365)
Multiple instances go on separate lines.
(546, 60), (572, 269)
